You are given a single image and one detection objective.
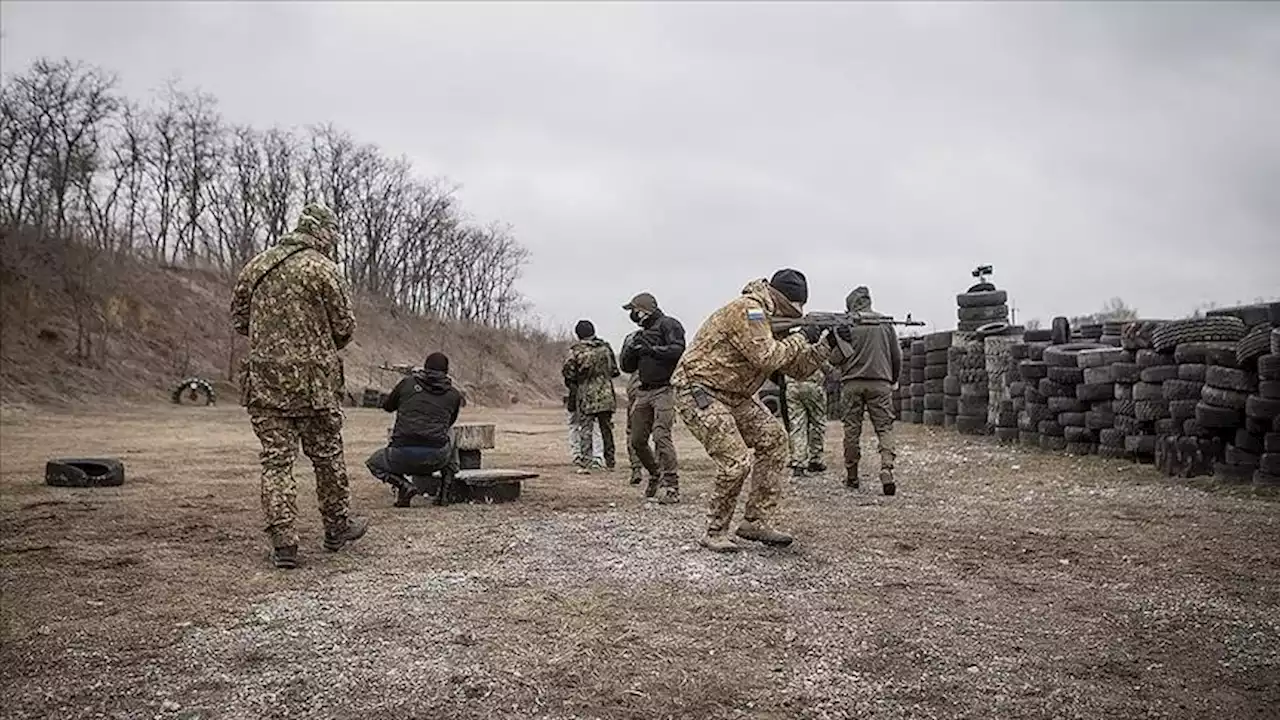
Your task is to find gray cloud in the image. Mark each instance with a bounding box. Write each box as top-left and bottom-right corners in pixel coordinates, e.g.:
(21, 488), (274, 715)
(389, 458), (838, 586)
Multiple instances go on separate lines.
(3, 1), (1277, 346)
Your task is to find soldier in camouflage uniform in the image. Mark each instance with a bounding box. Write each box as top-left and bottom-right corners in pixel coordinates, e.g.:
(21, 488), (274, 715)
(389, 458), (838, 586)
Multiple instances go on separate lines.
(670, 269), (830, 552)
(562, 320), (620, 474)
(786, 367), (828, 476)
(231, 203), (369, 569)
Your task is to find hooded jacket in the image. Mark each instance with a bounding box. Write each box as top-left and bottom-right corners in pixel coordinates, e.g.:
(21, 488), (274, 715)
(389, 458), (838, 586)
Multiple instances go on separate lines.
(828, 287), (902, 384)
(382, 369), (463, 448)
(670, 279), (828, 402)
(231, 222), (355, 414)
(618, 309), (686, 389)
(562, 336), (621, 415)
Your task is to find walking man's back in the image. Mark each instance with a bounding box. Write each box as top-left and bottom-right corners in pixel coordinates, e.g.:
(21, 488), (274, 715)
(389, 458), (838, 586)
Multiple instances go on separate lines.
(827, 286), (902, 495)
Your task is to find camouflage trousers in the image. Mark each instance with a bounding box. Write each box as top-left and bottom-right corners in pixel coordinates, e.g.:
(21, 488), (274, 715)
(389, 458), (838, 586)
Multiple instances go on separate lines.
(840, 380), (896, 476)
(673, 384), (787, 533)
(786, 379), (826, 467)
(249, 410), (351, 549)
(568, 410), (606, 466)
(575, 411), (616, 469)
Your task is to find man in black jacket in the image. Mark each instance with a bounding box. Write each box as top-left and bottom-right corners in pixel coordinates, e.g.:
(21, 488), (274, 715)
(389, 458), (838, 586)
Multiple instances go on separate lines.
(618, 292), (686, 503)
(365, 352), (464, 507)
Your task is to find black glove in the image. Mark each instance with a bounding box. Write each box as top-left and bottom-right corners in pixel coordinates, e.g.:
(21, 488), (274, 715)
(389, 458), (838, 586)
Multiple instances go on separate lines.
(801, 325), (823, 344)
(836, 325), (853, 342)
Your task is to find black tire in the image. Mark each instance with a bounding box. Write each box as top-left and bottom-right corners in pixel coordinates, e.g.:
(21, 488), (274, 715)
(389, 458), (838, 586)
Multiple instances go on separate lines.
(922, 410), (946, 426)
(958, 305), (1008, 322)
(944, 396), (960, 414)
(924, 394), (945, 410)
(995, 427), (1019, 443)
(1161, 379), (1203, 401)
(1125, 435), (1156, 454)
(1247, 394), (1280, 421)
(1132, 382), (1164, 402)
(1008, 381), (1027, 397)
(1155, 418), (1179, 436)
(924, 378), (946, 394)
(1020, 431), (1041, 447)
(1225, 446), (1260, 468)
(1237, 324), (1273, 366)
(967, 282), (996, 293)
(1026, 403), (1052, 422)
(1201, 385), (1249, 411)
(960, 382), (989, 398)
(1174, 341), (1239, 367)
(910, 368), (926, 383)
(1151, 316), (1247, 353)
(1047, 366), (1084, 384)
(1139, 366), (1180, 383)
(925, 365), (948, 380)
(1024, 329), (1053, 343)
(1214, 462), (1254, 483)
(1261, 381), (1280, 400)
(1058, 412), (1086, 428)
(1196, 402), (1241, 429)
(1183, 419), (1207, 437)
(956, 290), (1008, 308)
(925, 349), (950, 366)
(45, 458), (125, 488)
(1114, 414), (1141, 435)
(944, 376), (961, 395)
(1090, 400), (1114, 413)
(956, 415), (989, 435)
(1086, 411), (1116, 430)
(1136, 350), (1177, 369)
(1168, 399), (1199, 420)
(1273, 329), (1280, 355)
(1063, 425), (1095, 444)
(1065, 442), (1095, 456)
(1027, 343), (1049, 361)
(1099, 428), (1126, 447)
(1265, 433), (1280, 453)
(1025, 387), (1046, 405)
(1205, 302), (1280, 328)
(911, 340), (927, 355)
(1111, 362), (1140, 383)
(1098, 445), (1132, 460)
(911, 384), (926, 398)
(1043, 343), (1109, 368)
(1204, 366), (1258, 393)
(973, 322), (1012, 338)
(925, 331), (954, 352)
(1082, 367), (1114, 385)
(1051, 317), (1071, 345)
(1019, 361), (1048, 381)
(1039, 379), (1074, 398)
(172, 377), (216, 406)
(1040, 435), (1068, 452)
(1258, 354), (1280, 381)
(1235, 429), (1263, 454)
(1114, 384), (1133, 401)
(1178, 363), (1207, 382)
(1037, 420), (1064, 437)
(958, 398), (988, 416)
(1076, 348), (1130, 368)
(901, 411), (921, 424)
(1076, 383), (1113, 403)
(1254, 470), (1280, 488)
(1134, 399), (1171, 421)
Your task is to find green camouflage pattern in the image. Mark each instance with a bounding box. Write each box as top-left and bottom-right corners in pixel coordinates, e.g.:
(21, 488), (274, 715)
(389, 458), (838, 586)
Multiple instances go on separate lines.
(786, 371), (827, 467)
(670, 279), (828, 403)
(251, 411), (351, 549)
(562, 336), (620, 415)
(231, 203), (355, 414)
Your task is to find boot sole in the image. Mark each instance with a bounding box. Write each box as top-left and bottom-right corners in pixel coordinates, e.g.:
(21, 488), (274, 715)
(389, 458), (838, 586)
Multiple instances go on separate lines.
(735, 533), (793, 547)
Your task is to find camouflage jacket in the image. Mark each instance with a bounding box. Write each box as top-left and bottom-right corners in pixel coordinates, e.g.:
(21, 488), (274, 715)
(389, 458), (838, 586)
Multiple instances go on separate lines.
(562, 337), (620, 415)
(671, 278), (829, 403)
(231, 230), (355, 414)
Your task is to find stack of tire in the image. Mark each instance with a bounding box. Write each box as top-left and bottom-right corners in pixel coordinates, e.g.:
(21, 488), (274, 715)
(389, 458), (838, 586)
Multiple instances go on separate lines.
(953, 342), (990, 435)
(956, 285), (1008, 333)
(907, 339), (927, 424)
(1076, 323), (1104, 343)
(921, 332), (952, 427)
(892, 338), (911, 419)
(1099, 320), (1126, 347)
(1041, 342), (1110, 454)
(1016, 341), (1053, 449)
(1072, 346), (1132, 456)
(1126, 347), (1179, 462)
(1254, 329), (1280, 489)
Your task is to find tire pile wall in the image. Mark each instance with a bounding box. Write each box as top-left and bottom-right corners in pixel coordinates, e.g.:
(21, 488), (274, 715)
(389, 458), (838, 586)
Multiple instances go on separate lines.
(907, 339), (927, 424)
(921, 332), (951, 427)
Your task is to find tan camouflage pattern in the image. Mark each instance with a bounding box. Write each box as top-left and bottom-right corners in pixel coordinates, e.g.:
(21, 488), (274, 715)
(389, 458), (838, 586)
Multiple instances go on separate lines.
(251, 411), (351, 549)
(674, 387), (786, 533)
(670, 279), (828, 402)
(786, 370), (827, 467)
(840, 379), (896, 474)
(562, 337), (620, 415)
(231, 203), (354, 414)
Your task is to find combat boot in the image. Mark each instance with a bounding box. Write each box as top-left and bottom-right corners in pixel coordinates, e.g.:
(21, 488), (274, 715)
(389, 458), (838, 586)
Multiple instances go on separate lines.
(735, 520), (794, 547)
(644, 477), (659, 499)
(791, 466), (807, 478)
(698, 532), (740, 553)
(323, 516), (370, 552)
(394, 483), (416, 508)
(272, 545), (298, 569)
(657, 484), (680, 505)
(629, 472), (643, 486)
(845, 473), (860, 489)
(881, 468), (896, 496)
(807, 460), (827, 473)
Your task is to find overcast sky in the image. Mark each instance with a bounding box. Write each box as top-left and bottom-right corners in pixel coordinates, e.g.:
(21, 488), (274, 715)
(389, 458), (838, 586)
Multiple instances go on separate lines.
(3, 1), (1278, 346)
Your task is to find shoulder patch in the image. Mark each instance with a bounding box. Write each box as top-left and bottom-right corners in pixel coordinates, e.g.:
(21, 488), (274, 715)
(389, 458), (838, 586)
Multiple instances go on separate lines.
(746, 308), (766, 323)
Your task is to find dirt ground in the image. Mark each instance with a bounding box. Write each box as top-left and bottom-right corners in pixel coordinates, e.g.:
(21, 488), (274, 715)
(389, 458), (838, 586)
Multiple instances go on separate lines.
(1, 401), (1278, 720)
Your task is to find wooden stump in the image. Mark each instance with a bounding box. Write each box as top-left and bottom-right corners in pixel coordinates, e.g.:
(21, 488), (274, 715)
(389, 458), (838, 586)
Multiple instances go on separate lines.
(452, 423), (495, 469)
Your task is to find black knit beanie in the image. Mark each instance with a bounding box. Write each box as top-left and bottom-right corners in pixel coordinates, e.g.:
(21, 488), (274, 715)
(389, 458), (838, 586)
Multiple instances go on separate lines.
(574, 320), (595, 339)
(770, 268), (809, 305)
(424, 352), (449, 373)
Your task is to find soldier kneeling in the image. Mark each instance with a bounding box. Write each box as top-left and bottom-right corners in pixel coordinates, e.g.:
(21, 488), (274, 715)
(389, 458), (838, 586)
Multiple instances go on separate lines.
(366, 352), (464, 507)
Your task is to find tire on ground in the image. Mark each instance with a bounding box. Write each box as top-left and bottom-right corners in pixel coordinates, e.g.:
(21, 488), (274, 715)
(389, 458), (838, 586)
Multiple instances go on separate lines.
(45, 458), (126, 488)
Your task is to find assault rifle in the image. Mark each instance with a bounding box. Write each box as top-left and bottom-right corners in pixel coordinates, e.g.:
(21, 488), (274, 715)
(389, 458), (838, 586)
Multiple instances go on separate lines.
(378, 362), (418, 374)
(767, 311), (924, 436)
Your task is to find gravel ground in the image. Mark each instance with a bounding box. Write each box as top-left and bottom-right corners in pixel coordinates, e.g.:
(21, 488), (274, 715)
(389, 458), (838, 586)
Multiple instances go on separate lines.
(1, 402), (1278, 719)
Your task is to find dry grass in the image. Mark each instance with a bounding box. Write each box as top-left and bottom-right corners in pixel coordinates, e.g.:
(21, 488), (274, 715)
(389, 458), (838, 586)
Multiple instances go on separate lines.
(2, 402), (1279, 719)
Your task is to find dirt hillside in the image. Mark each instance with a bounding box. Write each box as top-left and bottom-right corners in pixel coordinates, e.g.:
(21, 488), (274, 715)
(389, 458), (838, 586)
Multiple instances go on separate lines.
(0, 235), (570, 409)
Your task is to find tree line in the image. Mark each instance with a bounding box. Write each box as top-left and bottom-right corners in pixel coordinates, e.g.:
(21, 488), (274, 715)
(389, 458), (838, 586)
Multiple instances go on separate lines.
(0, 56), (530, 327)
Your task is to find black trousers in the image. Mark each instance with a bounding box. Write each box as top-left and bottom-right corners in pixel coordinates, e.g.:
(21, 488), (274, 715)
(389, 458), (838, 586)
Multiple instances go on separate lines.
(366, 444), (458, 490)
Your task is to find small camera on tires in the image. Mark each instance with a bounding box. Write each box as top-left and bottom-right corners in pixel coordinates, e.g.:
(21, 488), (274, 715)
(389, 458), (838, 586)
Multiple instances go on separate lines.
(972, 264), (993, 279)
